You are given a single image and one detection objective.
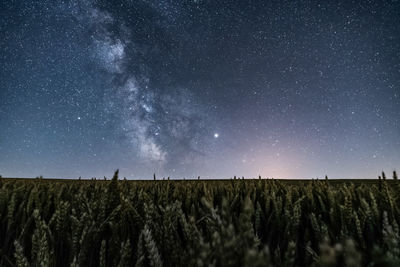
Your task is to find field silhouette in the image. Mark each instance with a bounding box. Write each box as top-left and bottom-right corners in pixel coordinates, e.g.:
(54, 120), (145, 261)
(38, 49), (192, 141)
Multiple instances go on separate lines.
(0, 171), (399, 266)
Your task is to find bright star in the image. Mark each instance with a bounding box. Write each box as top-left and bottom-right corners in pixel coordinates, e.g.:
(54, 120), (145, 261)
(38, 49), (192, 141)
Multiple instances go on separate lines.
(214, 133), (219, 138)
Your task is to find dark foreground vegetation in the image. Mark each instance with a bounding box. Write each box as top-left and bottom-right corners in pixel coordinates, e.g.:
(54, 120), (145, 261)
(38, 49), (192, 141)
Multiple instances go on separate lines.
(0, 172), (399, 266)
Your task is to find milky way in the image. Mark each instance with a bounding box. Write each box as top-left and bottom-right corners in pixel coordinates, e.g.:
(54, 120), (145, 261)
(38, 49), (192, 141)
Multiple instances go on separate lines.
(76, 1), (211, 166)
(1, 0), (399, 179)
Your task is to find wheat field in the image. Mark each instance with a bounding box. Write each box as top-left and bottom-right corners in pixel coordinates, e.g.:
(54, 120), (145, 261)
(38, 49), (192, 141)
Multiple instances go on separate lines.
(0, 172), (399, 266)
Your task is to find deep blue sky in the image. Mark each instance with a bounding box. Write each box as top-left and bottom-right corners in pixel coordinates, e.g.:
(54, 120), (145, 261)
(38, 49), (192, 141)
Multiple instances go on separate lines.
(1, 0), (399, 179)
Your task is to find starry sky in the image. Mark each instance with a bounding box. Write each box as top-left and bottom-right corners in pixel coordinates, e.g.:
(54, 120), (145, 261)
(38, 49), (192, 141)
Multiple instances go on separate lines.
(1, 0), (399, 179)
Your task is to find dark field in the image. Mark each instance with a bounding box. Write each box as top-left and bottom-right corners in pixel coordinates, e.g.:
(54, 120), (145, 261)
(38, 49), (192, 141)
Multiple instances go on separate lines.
(0, 173), (399, 266)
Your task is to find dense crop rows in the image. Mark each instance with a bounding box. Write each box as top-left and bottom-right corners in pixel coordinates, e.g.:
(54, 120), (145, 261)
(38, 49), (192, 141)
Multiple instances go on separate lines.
(0, 172), (400, 266)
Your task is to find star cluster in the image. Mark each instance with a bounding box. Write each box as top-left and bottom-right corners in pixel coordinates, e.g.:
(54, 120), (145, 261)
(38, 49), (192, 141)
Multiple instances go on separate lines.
(0, 0), (399, 178)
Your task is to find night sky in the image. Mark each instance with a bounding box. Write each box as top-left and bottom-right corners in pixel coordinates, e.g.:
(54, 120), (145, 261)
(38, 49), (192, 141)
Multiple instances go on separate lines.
(1, 0), (399, 179)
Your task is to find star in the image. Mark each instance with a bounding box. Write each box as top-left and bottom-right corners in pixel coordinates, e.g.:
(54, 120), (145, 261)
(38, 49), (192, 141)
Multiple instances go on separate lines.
(214, 133), (219, 138)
